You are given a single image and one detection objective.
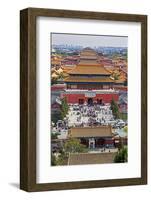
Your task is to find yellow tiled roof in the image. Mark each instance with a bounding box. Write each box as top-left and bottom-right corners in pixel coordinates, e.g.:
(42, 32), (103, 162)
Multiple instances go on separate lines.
(64, 76), (114, 83)
(114, 79), (125, 84)
(68, 126), (113, 138)
(69, 65), (111, 75)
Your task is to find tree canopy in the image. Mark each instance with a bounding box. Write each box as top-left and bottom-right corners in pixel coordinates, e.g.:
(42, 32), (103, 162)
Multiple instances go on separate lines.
(124, 126), (128, 133)
(64, 138), (87, 154)
(110, 98), (120, 119)
(114, 146), (128, 163)
(60, 97), (69, 120)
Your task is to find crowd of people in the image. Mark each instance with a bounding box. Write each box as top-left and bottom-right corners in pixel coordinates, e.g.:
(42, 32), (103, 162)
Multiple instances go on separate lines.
(67, 103), (114, 127)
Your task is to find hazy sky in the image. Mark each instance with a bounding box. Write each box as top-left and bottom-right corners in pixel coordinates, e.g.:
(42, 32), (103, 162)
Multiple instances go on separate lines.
(51, 33), (128, 48)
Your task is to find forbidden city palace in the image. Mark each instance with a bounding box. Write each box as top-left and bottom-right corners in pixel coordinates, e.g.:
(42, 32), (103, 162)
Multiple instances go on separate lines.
(51, 45), (128, 166)
(61, 47), (119, 104)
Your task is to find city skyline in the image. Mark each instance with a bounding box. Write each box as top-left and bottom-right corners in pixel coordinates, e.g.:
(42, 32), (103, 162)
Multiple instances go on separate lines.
(51, 33), (128, 48)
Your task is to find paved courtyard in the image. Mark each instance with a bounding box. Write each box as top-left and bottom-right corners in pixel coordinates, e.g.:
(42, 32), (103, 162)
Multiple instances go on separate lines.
(51, 103), (127, 141)
(67, 104), (115, 127)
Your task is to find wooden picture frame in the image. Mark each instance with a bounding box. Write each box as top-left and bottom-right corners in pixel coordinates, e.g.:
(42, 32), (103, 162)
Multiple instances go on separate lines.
(20, 7), (147, 192)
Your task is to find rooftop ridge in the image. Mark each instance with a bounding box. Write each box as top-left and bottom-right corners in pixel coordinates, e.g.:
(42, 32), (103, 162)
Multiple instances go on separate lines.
(70, 125), (112, 129)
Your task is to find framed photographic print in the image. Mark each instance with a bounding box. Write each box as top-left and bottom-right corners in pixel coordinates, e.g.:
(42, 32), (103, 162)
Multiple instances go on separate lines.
(20, 8), (147, 191)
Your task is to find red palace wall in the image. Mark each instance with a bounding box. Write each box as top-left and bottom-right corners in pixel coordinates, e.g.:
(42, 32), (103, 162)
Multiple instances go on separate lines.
(61, 93), (119, 104)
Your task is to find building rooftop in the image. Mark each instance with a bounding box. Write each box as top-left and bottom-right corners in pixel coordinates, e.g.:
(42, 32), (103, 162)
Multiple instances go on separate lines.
(79, 48), (99, 64)
(64, 76), (114, 83)
(62, 66), (76, 71)
(80, 47), (97, 56)
(51, 60), (61, 65)
(114, 78), (125, 84)
(79, 59), (99, 65)
(68, 152), (116, 165)
(68, 126), (113, 138)
(68, 65), (111, 75)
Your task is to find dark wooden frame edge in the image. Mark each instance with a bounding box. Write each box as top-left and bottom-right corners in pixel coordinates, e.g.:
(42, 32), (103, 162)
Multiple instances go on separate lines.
(20, 7), (147, 192)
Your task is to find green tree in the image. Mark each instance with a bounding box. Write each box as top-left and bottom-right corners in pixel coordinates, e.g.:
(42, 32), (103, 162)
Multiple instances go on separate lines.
(58, 72), (65, 80)
(55, 152), (68, 166)
(111, 98), (120, 119)
(114, 146), (128, 163)
(51, 154), (57, 166)
(60, 97), (69, 120)
(123, 126), (128, 133)
(64, 138), (87, 154)
(51, 132), (60, 139)
(113, 73), (120, 80)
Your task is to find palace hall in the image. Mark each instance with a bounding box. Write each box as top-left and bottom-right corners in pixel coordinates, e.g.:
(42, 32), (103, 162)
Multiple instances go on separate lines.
(61, 47), (119, 104)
